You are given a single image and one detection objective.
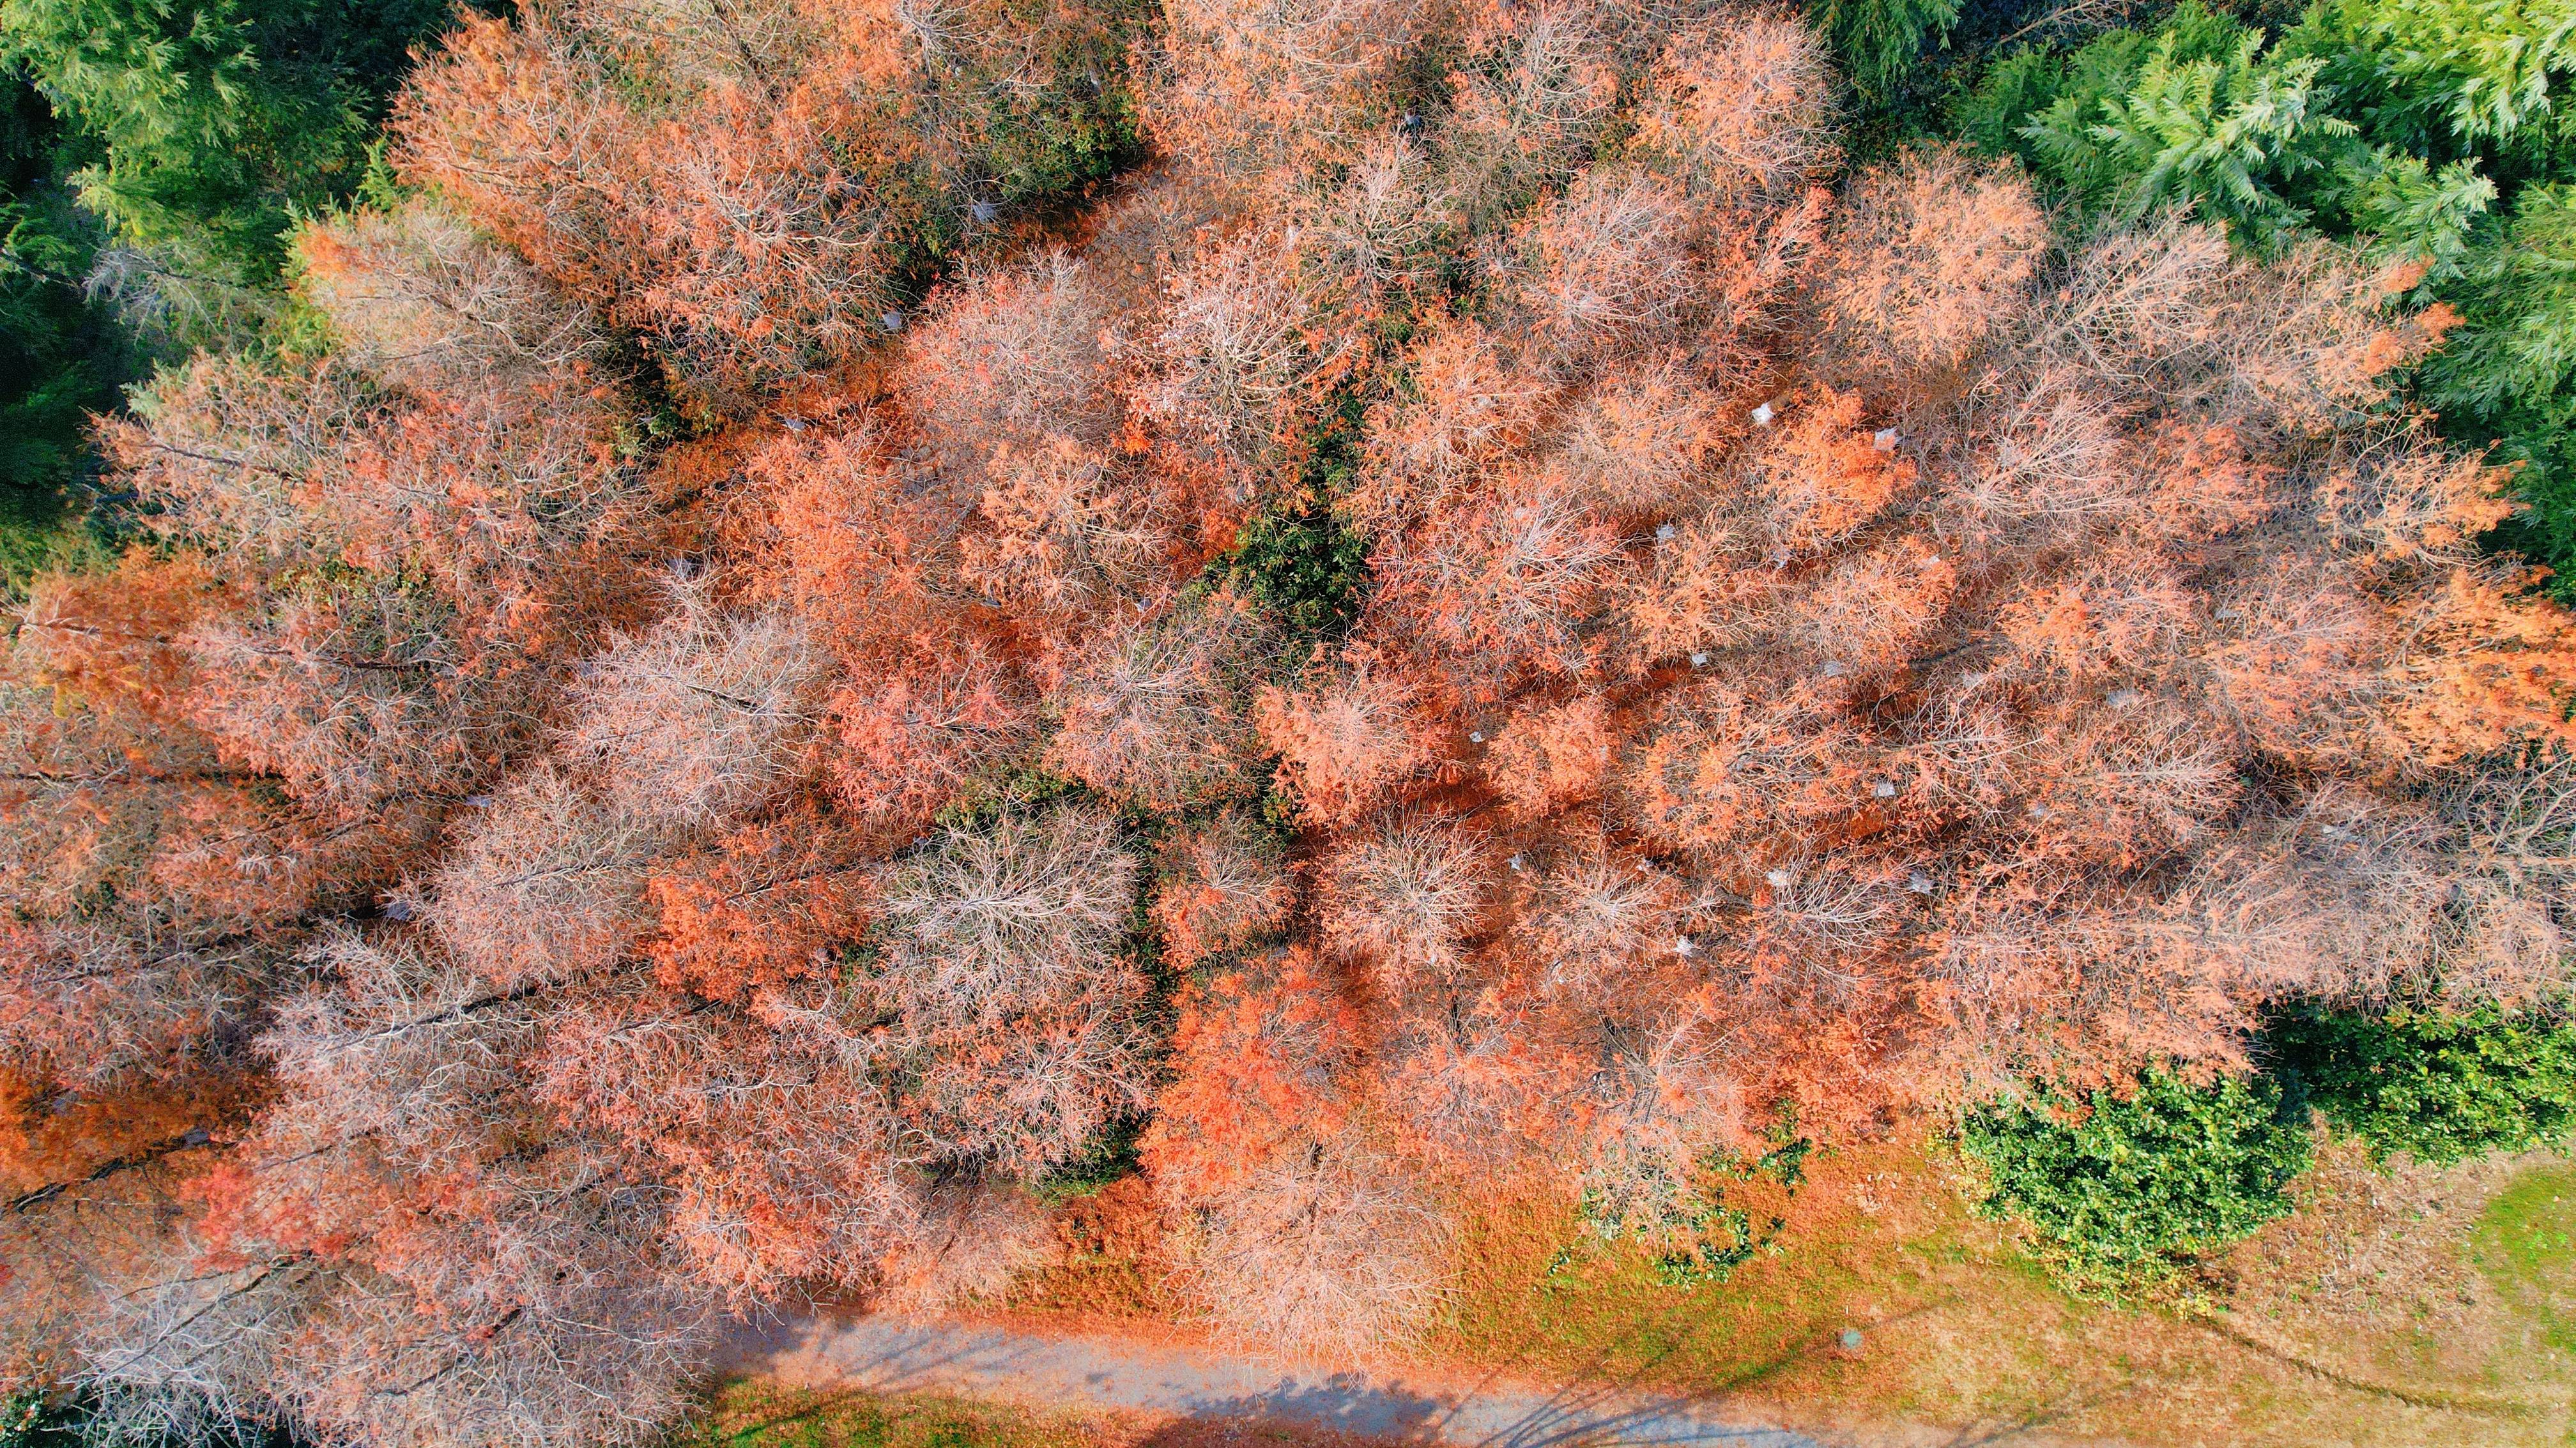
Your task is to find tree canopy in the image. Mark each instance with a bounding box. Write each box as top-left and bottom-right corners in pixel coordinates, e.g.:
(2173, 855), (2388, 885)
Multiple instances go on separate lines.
(4, 0), (2574, 1435)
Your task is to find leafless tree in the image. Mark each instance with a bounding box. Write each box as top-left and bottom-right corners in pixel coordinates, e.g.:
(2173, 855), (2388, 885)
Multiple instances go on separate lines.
(1318, 815), (1492, 992)
(564, 587), (834, 830)
(298, 201), (615, 400)
(431, 766), (663, 987)
(1188, 1127), (1449, 1359)
(873, 807), (1156, 1174)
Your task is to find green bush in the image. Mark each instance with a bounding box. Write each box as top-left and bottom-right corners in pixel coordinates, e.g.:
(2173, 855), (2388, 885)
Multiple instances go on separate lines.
(2266, 1004), (2576, 1165)
(967, 3), (1146, 206)
(1032, 1115), (1144, 1204)
(1811, 0), (1962, 102)
(0, 1389), (52, 1448)
(0, 1386), (286, 1448)
(1959, 1067), (2313, 1299)
(1216, 483), (1371, 645)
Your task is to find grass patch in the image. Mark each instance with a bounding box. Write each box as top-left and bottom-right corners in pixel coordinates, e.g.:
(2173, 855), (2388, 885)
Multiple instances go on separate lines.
(983, 1138), (2576, 1443)
(1428, 1138), (2576, 1445)
(682, 1382), (1088, 1448)
(2472, 1162), (2576, 1362)
(684, 1380), (1363, 1448)
(1432, 1139), (2088, 1422)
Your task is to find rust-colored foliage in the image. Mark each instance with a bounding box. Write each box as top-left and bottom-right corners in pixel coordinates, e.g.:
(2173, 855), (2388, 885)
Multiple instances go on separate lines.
(1254, 648), (1439, 826)
(1151, 0), (1439, 178)
(13, 549), (214, 727)
(296, 200), (616, 400)
(1316, 815), (1493, 993)
(896, 248), (1123, 476)
(642, 807), (871, 999)
(1634, 11), (1840, 210)
(1140, 947), (1363, 1200)
(1150, 811), (1296, 971)
(1484, 692), (1616, 816)
(1812, 146), (2050, 383)
(1047, 592), (1266, 811)
(391, 4), (916, 403)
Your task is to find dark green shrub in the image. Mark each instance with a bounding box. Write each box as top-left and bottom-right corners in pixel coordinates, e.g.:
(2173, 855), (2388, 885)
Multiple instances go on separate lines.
(1811, 0), (1963, 100)
(0, 1389), (53, 1448)
(3, 76), (129, 573)
(1949, 45), (2067, 155)
(1959, 1067), (2313, 1298)
(1216, 480), (1371, 644)
(2267, 1004), (2576, 1165)
(965, 3), (1146, 206)
(1033, 1115), (1145, 1203)
(0, 1386), (288, 1448)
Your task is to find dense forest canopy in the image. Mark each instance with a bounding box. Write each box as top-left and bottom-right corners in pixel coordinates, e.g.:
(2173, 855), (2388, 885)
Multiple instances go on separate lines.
(3, 0), (2575, 1440)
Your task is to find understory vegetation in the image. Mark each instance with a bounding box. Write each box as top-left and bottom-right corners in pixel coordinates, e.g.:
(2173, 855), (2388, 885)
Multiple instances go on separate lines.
(1959, 1068), (2315, 1298)
(3, 0), (2575, 1440)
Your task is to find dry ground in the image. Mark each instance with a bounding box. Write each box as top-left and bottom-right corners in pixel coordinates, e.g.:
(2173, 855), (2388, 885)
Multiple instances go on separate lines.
(987, 1135), (2576, 1446)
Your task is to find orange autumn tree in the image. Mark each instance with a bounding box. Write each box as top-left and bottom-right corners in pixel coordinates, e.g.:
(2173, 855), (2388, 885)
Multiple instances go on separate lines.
(395, 0), (1138, 408)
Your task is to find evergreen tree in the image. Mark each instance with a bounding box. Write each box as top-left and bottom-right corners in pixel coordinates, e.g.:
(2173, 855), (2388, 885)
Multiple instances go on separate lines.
(1, 0), (452, 291)
(1956, 0), (2576, 589)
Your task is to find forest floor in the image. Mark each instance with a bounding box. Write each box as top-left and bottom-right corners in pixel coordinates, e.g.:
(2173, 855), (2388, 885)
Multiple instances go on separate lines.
(704, 1137), (2576, 1448)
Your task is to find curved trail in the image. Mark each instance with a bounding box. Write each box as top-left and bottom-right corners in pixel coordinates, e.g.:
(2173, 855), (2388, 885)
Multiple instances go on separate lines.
(722, 1314), (1832, 1446)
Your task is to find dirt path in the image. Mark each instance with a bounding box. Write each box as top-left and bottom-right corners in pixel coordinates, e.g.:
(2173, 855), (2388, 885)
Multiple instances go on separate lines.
(721, 1314), (1836, 1446)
